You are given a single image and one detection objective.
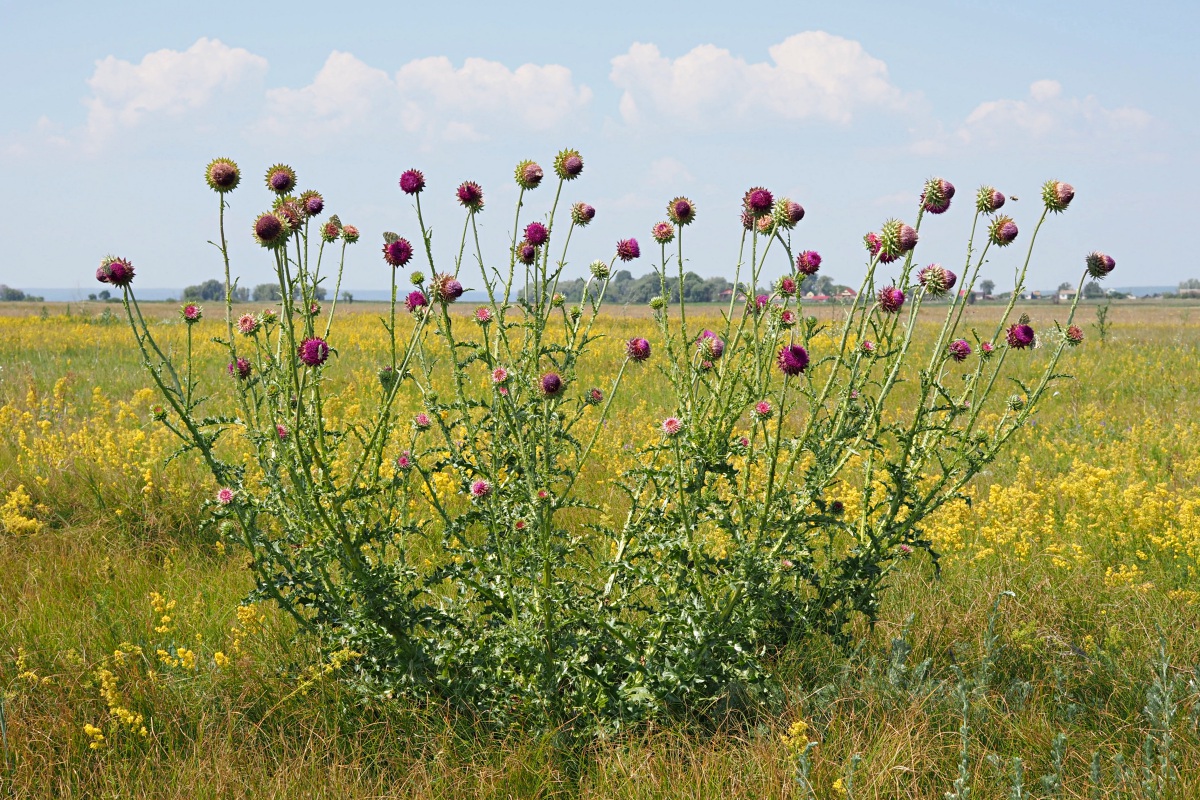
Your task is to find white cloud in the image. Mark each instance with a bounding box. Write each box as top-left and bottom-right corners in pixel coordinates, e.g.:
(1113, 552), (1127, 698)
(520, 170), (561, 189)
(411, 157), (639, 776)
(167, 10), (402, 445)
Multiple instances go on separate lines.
(84, 38), (267, 147)
(259, 53), (593, 143)
(916, 80), (1153, 153)
(610, 32), (911, 128)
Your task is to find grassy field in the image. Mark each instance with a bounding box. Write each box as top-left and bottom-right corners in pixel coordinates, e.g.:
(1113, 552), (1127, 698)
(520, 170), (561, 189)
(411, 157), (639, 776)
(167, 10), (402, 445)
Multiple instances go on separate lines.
(2, 299), (1199, 798)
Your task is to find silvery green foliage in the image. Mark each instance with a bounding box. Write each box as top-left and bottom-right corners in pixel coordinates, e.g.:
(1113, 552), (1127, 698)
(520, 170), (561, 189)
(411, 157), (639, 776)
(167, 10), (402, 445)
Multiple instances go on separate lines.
(115, 156), (1096, 731)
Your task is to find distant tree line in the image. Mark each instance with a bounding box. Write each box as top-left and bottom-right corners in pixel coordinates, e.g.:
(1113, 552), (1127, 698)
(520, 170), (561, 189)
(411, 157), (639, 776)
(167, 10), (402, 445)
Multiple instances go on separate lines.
(177, 280), (328, 304)
(532, 270), (846, 304)
(0, 285), (44, 302)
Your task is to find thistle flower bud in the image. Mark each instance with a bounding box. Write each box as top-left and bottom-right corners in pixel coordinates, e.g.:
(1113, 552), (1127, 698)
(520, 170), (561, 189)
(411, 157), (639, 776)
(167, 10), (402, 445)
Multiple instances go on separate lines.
(569, 305), (581, 321)
(553, 148), (583, 180)
(920, 177), (955, 215)
(150, 404), (167, 422)
(1042, 180), (1075, 213)
(977, 186), (1005, 213)
(409, 271), (425, 285)
(516, 241), (537, 265)
(649, 296), (667, 311)
(340, 225), (360, 244)
(265, 164), (297, 195)
(540, 372), (563, 397)
(399, 169), (425, 195)
(777, 276), (798, 297)
(589, 260), (611, 280)
(989, 216), (1019, 247)
(696, 330), (725, 360)
(616, 238), (640, 262)
(205, 157), (241, 193)
(1007, 394), (1026, 411)
(917, 264), (956, 296)
(551, 293), (565, 308)
(743, 187), (774, 218)
(860, 340), (876, 355)
(980, 341), (995, 360)
(668, 196), (696, 226)
(571, 202), (596, 226)
(456, 181), (484, 212)
(776, 344), (809, 375)
(651, 221), (675, 244)
(585, 387), (603, 405)
(877, 286), (905, 313)
(1085, 251), (1116, 279)
(779, 309), (798, 329)
(378, 366), (399, 392)
(514, 160), (544, 190)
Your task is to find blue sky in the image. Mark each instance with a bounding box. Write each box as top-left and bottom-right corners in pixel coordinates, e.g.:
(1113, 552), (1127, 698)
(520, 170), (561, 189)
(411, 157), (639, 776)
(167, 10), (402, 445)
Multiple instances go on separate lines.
(2, 0), (1196, 295)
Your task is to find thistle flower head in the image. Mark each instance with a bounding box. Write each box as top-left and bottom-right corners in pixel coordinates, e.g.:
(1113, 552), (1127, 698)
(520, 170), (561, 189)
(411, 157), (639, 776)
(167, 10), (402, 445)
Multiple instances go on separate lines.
(272, 197), (304, 234)
(740, 210), (755, 231)
(651, 221), (675, 244)
(1043, 180), (1075, 213)
(917, 264), (956, 296)
(668, 196), (696, 226)
(96, 256), (135, 287)
(382, 236), (414, 268)
(1007, 394), (1026, 411)
(616, 238), (640, 262)
(474, 306), (493, 325)
(696, 330), (725, 360)
(977, 186), (1005, 213)
(877, 286), (905, 313)
(470, 479), (492, 499)
(378, 366), (399, 392)
(980, 341), (995, 359)
(404, 290), (428, 313)
(554, 148), (583, 180)
(649, 296), (667, 311)
(492, 367), (508, 384)
(743, 187), (774, 217)
(860, 340), (876, 354)
(253, 212), (288, 248)
(626, 337), (651, 362)
(298, 190), (324, 217)
(589, 260), (611, 280)
(297, 337), (329, 367)
(571, 202), (596, 226)
(395, 451), (413, 470)
(340, 224), (360, 243)
(948, 339), (972, 362)
(430, 273), (463, 304)
(205, 157), (241, 193)
(1006, 323), (1035, 349)
(414, 412), (432, 429)
(216, 488), (235, 505)
(514, 160), (544, 190)
(238, 313), (260, 336)
(456, 181), (485, 211)
(1085, 251), (1116, 279)
(773, 198), (805, 229)
(777, 276), (798, 297)
(920, 177), (955, 214)
(551, 292), (565, 308)
(662, 417), (684, 436)
(524, 222), (549, 247)
(540, 372), (563, 397)
(776, 343), (809, 375)
(1066, 325), (1084, 346)
(752, 400), (773, 420)
(879, 218), (918, 256)
(399, 169), (425, 195)
(409, 271), (425, 285)
(276, 424), (288, 440)
(586, 387), (603, 405)
(779, 309), (798, 329)
(228, 358), (251, 380)
(320, 221), (341, 243)
(754, 294), (770, 311)
(989, 216), (1019, 247)
(517, 241), (537, 265)
(795, 250), (822, 276)
(180, 303), (203, 324)
(756, 216), (775, 236)
(265, 164), (297, 195)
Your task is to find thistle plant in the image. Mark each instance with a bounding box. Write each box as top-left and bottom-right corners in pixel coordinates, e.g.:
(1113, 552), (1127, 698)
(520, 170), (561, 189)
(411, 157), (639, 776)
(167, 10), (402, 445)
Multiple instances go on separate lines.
(105, 155), (1109, 731)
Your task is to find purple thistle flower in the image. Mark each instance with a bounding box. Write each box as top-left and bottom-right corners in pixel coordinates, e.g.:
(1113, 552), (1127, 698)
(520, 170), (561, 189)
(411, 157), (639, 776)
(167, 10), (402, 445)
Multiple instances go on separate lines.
(668, 196), (696, 226)
(414, 412), (432, 429)
(1066, 325), (1084, 346)
(779, 309), (798, 329)
(754, 294), (770, 311)
(399, 169), (425, 195)
(1085, 251), (1116, 279)
(917, 264), (955, 296)
(980, 341), (995, 359)
(96, 256), (135, 287)
(228, 358), (252, 380)
(297, 337), (330, 367)
(238, 313), (260, 336)
(616, 238), (641, 262)
(299, 190), (324, 217)
(777, 276), (797, 297)
(1043, 180), (1075, 213)
(205, 158), (240, 193)
(651, 221), (675, 244)
(743, 187), (774, 217)
(697, 330), (725, 360)
(181, 303), (202, 324)
(774, 199), (805, 229)
(524, 222), (549, 247)
(554, 148), (584, 180)
(571, 202), (596, 226)
(586, 387), (603, 405)
(1006, 323), (1035, 349)
(752, 400), (773, 420)
(216, 487), (234, 505)
(404, 290), (428, 313)
(990, 216), (1019, 247)
(796, 250), (822, 276)
(977, 186), (1005, 213)
(265, 164), (297, 194)
(470, 479), (492, 499)
(948, 339), (972, 362)
(921, 177), (955, 214)
(320, 221), (341, 243)
(430, 273), (463, 304)
(474, 306), (493, 324)
(516, 241), (537, 265)
(383, 238), (414, 268)
(515, 160), (544, 190)
(662, 417), (683, 437)
(276, 424), (288, 440)
(395, 451), (413, 471)
(626, 337), (651, 362)
(860, 340), (876, 354)
(877, 286), (905, 313)
(777, 344), (809, 375)
(540, 372), (564, 397)
(898, 223), (919, 253)
(740, 210), (755, 231)
(456, 181), (484, 212)
(253, 212), (288, 248)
